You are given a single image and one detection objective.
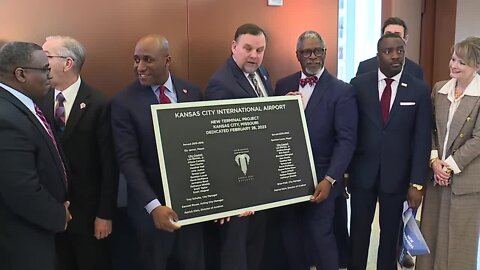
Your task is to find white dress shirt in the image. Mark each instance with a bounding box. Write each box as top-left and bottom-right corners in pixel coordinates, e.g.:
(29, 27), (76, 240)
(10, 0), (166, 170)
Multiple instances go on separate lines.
(54, 76), (81, 123)
(377, 69), (403, 109)
(298, 68), (325, 108)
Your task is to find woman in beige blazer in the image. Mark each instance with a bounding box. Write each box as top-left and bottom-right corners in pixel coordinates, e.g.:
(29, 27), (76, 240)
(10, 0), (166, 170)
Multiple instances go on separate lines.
(417, 36), (480, 270)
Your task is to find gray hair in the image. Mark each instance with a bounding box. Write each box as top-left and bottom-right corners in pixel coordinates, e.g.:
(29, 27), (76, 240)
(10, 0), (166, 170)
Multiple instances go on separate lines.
(46, 35), (86, 73)
(0, 41), (43, 74)
(296, 31), (326, 51)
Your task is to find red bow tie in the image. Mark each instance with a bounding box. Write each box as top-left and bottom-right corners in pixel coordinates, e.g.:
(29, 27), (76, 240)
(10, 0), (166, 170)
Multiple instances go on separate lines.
(300, 75), (318, 87)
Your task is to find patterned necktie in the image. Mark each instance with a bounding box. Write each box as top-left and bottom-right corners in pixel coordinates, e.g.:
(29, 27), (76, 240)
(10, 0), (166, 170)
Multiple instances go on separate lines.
(54, 92), (66, 133)
(299, 75), (318, 88)
(157, 86), (172, 104)
(34, 104), (68, 184)
(381, 78), (394, 124)
(248, 73), (264, 97)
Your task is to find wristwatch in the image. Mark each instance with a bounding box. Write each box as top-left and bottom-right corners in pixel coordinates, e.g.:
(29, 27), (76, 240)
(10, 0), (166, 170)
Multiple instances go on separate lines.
(325, 176), (336, 186)
(410, 183), (423, 191)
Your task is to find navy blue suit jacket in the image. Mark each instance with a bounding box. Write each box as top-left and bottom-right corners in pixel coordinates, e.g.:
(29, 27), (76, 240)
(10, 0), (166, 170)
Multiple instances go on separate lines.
(349, 71), (431, 194)
(274, 70), (358, 183)
(206, 56), (273, 99)
(357, 56), (424, 81)
(111, 77), (201, 208)
(0, 87), (67, 270)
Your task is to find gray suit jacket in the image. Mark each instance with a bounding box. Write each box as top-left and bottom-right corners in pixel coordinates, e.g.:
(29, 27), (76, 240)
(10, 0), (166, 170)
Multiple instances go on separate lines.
(432, 76), (480, 195)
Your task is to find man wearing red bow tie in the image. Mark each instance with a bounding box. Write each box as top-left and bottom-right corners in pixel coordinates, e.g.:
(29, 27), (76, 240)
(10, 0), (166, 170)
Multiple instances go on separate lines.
(274, 30), (358, 270)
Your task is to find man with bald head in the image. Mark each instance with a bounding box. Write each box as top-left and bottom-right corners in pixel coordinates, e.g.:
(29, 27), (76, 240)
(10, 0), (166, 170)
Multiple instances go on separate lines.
(0, 41), (70, 269)
(111, 35), (204, 270)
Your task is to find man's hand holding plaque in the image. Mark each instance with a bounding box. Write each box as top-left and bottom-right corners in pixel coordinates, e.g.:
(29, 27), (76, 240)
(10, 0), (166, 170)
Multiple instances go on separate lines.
(152, 206), (181, 232)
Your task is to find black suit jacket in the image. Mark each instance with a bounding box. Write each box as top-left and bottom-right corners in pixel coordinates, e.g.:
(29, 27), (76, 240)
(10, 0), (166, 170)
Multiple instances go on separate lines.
(0, 87), (67, 270)
(37, 81), (118, 234)
(356, 56), (424, 80)
(205, 56), (273, 99)
(349, 71), (431, 193)
(111, 77), (201, 212)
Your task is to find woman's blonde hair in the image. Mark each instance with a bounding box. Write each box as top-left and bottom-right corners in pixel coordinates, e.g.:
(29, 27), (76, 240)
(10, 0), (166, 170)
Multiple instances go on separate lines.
(453, 36), (480, 68)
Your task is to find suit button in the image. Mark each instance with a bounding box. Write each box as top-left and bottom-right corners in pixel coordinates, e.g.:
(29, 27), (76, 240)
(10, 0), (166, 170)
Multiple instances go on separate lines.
(460, 133), (464, 138)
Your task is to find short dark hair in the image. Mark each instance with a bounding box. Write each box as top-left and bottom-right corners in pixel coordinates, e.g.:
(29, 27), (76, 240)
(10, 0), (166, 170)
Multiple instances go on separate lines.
(0, 41), (43, 74)
(377, 32), (405, 52)
(382, 17), (408, 37)
(234, 23), (268, 42)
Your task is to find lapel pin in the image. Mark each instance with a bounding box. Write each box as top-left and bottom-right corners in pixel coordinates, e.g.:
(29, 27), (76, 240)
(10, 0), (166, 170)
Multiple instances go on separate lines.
(263, 75), (268, 81)
(467, 116), (471, 122)
(80, 103), (86, 109)
(182, 89), (188, 94)
(401, 82), (408, 87)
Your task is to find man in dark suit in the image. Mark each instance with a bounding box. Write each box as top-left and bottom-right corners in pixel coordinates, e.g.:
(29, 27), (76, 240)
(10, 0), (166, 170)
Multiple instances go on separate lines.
(205, 23), (273, 270)
(356, 17), (424, 80)
(353, 17), (426, 268)
(111, 34), (204, 270)
(275, 30), (357, 270)
(36, 36), (118, 270)
(0, 41), (71, 270)
(348, 33), (431, 270)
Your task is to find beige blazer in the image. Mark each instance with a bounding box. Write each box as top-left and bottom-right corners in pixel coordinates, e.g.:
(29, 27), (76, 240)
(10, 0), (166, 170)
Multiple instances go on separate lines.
(432, 76), (480, 195)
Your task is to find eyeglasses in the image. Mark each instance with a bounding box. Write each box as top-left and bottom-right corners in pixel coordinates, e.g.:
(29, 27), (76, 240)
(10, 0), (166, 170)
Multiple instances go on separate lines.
(47, 55), (69, 59)
(299, 48), (326, 58)
(19, 67), (52, 74)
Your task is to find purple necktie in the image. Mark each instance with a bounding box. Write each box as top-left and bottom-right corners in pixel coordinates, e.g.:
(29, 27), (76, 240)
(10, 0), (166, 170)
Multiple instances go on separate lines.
(54, 92), (66, 133)
(35, 104), (68, 184)
(381, 78), (394, 124)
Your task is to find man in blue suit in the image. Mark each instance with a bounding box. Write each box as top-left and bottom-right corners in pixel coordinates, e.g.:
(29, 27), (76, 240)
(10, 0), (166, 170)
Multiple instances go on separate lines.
(111, 34), (204, 270)
(348, 33), (431, 270)
(275, 30), (358, 270)
(356, 17), (424, 80)
(353, 17), (425, 268)
(205, 23), (273, 270)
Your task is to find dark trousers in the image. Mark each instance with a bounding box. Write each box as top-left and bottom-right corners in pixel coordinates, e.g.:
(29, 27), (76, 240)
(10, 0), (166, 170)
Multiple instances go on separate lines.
(219, 212), (267, 270)
(55, 229), (111, 270)
(110, 207), (142, 270)
(348, 187), (405, 270)
(128, 205), (204, 270)
(282, 185), (340, 270)
(334, 195), (350, 268)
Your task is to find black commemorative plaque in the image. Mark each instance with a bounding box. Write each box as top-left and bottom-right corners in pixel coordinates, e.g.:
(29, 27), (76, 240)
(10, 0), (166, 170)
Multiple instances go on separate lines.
(151, 96), (317, 225)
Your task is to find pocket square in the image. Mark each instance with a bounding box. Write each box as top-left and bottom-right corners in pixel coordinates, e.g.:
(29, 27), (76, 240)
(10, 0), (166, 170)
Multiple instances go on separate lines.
(400, 102), (416, 106)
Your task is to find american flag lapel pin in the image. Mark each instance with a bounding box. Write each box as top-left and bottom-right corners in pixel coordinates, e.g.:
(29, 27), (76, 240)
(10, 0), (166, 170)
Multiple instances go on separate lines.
(80, 102), (86, 109)
(182, 89), (188, 94)
(401, 82), (408, 87)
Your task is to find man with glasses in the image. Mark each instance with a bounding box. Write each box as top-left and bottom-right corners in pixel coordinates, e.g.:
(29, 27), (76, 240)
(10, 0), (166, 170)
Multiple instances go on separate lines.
(36, 36), (118, 270)
(274, 30), (357, 270)
(0, 41), (71, 270)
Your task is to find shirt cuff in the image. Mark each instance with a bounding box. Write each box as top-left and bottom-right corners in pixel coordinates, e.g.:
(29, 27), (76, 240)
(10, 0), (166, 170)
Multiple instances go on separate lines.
(145, 199), (161, 214)
(430, 150), (439, 160)
(445, 155), (461, 174)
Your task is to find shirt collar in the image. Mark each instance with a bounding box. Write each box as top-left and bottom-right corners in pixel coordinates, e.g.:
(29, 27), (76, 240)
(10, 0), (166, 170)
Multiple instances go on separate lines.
(438, 73), (480, 97)
(55, 76), (81, 101)
(378, 69), (403, 83)
(150, 73), (174, 93)
(0, 82), (35, 113)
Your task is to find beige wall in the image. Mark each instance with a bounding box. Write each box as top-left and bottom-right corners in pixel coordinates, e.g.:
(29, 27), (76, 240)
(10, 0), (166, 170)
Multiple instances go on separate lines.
(455, 0), (480, 42)
(0, 0), (339, 95)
